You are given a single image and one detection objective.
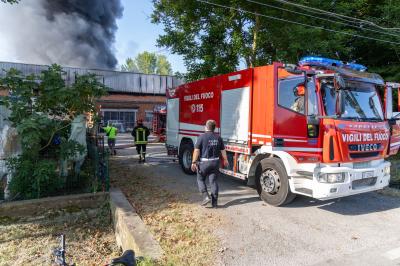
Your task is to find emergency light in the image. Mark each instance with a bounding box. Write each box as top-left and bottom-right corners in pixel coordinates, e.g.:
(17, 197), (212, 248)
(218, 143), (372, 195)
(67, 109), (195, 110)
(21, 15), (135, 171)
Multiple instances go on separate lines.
(299, 56), (367, 72)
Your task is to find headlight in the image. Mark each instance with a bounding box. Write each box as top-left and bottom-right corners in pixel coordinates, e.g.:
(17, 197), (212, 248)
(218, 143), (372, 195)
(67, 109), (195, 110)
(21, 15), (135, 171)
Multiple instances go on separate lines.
(384, 165), (391, 176)
(318, 173), (345, 183)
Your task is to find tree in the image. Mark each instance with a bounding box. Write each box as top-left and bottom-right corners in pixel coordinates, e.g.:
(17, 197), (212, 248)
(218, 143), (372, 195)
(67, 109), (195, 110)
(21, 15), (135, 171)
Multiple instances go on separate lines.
(156, 55), (172, 75)
(152, 0), (400, 81)
(121, 58), (138, 72)
(121, 51), (173, 75)
(0, 65), (107, 199)
(135, 51), (158, 74)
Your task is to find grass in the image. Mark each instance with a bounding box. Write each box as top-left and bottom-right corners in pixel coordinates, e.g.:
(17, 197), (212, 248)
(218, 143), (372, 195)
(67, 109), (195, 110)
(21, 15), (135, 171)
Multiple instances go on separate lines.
(0, 204), (119, 266)
(110, 159), (219, 266)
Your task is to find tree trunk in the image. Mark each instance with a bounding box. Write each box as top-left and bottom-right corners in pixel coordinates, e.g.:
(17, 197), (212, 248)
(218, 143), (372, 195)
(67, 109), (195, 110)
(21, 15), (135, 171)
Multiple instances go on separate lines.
(250, 15), (260, 68)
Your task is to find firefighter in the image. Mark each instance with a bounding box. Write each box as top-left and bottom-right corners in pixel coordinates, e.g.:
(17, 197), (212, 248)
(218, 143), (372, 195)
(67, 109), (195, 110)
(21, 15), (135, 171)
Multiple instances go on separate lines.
(103, 123), (118, 155)
(132, 119), (150, 163)
(191, 120), (229, 208)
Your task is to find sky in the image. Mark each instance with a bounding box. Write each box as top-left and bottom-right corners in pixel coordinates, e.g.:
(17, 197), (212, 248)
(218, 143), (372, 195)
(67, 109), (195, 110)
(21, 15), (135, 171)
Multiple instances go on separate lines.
(0, 0), (186, 73)
(115, 0), (186, 73)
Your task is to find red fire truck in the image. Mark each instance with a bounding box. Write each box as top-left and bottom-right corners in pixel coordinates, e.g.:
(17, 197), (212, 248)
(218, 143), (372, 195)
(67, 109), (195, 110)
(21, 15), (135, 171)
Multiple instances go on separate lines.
(152, 104), (167, 142)
(166, 56), (400, 206)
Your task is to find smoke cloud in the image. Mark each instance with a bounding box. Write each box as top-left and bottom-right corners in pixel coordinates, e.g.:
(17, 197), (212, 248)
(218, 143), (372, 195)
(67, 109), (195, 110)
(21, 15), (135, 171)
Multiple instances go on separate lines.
(0, 0), (123, 69)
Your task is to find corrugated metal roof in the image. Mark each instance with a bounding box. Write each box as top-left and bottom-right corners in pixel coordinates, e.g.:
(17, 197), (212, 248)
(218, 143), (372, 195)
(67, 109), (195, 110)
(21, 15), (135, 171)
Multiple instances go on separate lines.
(0, 61), (183, 95)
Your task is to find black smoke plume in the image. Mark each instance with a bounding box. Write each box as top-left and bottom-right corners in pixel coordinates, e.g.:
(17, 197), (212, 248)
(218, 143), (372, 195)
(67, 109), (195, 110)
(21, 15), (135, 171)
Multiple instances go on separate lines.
(0, 0), (123, 69)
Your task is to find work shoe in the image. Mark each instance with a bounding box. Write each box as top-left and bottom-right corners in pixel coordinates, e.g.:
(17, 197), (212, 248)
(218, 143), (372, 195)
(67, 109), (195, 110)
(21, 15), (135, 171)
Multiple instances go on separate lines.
(211, 196), (218, 208)
(201, 196), (211, 206)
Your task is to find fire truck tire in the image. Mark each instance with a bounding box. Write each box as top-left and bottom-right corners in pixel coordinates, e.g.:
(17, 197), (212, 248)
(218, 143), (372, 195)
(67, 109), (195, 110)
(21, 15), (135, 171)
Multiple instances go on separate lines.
(179, 142), (196, 175)
(256, 157), (296, 206)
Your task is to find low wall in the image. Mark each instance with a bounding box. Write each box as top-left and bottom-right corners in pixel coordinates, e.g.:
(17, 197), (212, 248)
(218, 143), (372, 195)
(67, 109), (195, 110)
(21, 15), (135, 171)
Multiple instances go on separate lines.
(110, 188), (163, 260)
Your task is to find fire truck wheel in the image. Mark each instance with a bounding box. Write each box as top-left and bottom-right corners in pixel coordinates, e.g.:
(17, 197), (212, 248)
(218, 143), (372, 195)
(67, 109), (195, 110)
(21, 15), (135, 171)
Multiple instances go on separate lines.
(179, 142), (196, 175)
(256, 157), (296, 206)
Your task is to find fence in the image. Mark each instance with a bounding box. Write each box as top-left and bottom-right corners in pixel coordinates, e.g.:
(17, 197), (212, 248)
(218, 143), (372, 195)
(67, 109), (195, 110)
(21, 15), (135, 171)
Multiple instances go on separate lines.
(87, 133), (110, 192)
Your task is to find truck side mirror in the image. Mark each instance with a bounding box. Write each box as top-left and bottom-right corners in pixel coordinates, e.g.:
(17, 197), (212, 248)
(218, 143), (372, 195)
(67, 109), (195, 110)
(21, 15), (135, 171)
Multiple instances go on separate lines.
(385, 86), (393, 120)
(307, 115), (320, 138)
(307, 115), (320, 125)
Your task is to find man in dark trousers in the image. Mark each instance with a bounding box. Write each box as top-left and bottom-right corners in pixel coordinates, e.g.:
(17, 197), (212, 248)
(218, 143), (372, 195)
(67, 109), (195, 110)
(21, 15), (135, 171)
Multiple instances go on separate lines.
(191, 120), (229, 208)
(132, 119), (150, 163)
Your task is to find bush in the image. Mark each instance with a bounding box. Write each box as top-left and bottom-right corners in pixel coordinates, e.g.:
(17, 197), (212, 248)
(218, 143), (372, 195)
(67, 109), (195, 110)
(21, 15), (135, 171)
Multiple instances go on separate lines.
(8, 157), (63, 199)
(0, 65), (107, 200)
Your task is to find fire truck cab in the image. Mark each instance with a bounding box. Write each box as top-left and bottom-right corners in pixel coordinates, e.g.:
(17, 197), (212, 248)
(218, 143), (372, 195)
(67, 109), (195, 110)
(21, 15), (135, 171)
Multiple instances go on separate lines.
(166, 57), (398, 206)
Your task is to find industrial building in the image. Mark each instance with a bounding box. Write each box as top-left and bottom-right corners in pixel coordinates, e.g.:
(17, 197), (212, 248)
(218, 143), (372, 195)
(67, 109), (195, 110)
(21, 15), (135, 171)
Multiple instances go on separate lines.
(0, 61), (181, 131)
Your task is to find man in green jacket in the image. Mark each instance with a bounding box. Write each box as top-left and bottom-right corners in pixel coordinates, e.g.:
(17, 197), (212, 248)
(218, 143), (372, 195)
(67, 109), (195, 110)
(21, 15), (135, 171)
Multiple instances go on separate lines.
(132, 119), (150, 163)
(104, 123), (118, 155)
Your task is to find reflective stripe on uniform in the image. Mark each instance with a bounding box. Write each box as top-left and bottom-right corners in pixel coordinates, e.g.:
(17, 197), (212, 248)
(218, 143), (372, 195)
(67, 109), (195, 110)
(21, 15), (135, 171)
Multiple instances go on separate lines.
(200, 158), (219, 161)
(135, 128), (148, 144)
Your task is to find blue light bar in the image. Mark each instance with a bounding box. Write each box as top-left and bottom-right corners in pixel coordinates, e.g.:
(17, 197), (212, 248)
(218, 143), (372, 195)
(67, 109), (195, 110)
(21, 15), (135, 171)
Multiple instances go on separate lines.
(299, 56), (367, 72)
(345, 62), (367, 72)
(299, 56), (343, 68)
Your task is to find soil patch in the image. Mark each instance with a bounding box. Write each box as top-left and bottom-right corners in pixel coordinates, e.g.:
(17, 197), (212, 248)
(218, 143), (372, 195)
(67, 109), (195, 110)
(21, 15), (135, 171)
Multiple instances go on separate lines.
(0, 204), (119, 266)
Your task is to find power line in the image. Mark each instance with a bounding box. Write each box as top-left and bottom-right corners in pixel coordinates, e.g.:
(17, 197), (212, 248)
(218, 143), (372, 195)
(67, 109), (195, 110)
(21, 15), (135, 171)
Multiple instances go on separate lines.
(246, 0), (400, 38)
(195, 0), (399, 45)
(271, 0), (400, 31)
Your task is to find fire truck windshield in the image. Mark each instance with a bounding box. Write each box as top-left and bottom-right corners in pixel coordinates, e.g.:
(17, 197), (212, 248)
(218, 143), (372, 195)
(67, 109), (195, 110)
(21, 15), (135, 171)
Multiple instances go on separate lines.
(321, 80), (383, 121)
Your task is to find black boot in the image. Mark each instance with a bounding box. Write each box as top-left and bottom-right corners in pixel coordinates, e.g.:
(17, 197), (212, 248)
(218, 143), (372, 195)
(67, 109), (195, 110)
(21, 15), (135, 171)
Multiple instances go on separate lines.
(201, 193), (211, 206)
(211, 195), (218, 208)
(142, 153), (146, 163)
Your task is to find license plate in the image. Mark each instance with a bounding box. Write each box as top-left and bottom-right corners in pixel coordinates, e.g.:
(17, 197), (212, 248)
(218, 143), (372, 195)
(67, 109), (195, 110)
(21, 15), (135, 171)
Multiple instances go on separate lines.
(362, 171), (374, 179)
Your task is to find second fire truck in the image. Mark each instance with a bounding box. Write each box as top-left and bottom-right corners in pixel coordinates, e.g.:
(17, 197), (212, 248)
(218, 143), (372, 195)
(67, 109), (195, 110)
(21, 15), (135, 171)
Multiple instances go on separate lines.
(166, 56), (400, 206)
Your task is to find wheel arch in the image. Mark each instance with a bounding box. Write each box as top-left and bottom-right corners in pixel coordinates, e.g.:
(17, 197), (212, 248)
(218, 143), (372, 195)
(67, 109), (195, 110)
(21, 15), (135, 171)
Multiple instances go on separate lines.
(247, 149), (297, 187)
(179, 137), (195, 155)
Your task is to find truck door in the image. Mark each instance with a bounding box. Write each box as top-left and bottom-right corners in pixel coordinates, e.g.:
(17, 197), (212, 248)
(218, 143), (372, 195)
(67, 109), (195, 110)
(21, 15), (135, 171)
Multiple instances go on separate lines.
(385, 83), (400, 155)
(273, 69), (321, 161)
(166, 98), (179, 148)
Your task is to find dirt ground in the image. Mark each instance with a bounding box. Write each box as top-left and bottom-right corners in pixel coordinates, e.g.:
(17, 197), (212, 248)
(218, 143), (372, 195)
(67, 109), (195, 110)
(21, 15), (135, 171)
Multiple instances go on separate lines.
(0, 204), (119, 266)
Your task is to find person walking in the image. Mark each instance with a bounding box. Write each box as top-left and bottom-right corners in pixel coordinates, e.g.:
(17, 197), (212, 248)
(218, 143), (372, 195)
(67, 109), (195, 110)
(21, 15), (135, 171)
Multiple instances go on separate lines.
(132, 119), (150, 163)
(103, 123), (117, 155)
(191, 120), (229, 208)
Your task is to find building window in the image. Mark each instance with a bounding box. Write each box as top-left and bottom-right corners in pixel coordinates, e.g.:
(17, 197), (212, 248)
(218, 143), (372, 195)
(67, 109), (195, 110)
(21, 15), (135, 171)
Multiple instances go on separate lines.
(102, 109), (137, 132)
(145, 111), (153, 129)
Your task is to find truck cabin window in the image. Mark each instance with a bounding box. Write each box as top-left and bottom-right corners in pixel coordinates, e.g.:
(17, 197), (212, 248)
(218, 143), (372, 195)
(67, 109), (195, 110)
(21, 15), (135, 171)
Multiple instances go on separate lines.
(278, 78), (305, 114)
(321, 79), (383, 121)
(307, 80), (318, 116)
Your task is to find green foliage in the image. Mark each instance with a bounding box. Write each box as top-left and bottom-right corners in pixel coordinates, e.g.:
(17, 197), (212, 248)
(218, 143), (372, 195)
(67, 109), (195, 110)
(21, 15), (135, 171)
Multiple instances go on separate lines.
(121, 51), (173, 75)
(0, 65), (107, 199)
(135, 51), (158, 74)
(152, 0), (400, 81)
(7, 157), (61, 199)
(156, 54), (173, 75)
(121, 58), (138, 72)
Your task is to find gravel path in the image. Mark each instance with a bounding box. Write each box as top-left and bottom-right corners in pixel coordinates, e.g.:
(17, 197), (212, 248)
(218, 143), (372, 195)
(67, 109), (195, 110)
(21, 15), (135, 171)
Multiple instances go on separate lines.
(114, 142), (400, 266)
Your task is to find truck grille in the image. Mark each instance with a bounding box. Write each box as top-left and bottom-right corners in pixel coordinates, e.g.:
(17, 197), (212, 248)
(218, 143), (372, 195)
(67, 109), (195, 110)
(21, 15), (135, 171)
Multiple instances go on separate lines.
(352, 177), (377, 189)
(353, 161), (371, 169)
(350, 152), (379, 159)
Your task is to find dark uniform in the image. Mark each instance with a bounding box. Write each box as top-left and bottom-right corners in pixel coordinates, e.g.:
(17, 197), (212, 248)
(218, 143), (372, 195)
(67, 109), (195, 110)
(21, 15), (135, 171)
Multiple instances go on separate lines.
(132, 124), (150, 162)
(195, 132), (225, 206)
